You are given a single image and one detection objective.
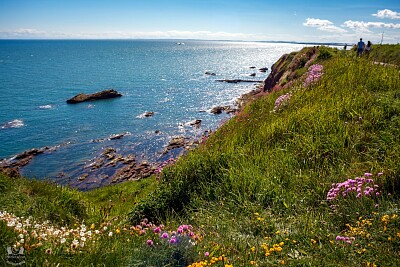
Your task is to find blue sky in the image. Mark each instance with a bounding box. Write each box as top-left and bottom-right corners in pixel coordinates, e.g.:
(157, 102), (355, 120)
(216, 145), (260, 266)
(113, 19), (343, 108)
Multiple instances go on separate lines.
(0, 0), (399, 43)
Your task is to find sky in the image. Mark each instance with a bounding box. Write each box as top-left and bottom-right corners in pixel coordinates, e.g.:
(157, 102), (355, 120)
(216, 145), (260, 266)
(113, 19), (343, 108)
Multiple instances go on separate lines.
(0, 0), (399, 44)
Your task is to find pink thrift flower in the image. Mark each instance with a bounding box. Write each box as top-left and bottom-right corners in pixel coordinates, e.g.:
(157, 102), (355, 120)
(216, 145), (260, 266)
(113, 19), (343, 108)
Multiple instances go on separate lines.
(161, 232), (169, 239)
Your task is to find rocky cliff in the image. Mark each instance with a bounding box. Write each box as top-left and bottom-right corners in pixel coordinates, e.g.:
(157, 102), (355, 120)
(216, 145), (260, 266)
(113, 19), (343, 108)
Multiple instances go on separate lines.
(263, 46), (320, 92)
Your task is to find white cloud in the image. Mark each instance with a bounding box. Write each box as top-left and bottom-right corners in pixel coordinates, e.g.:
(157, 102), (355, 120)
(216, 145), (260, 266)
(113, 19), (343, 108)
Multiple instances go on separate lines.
(343, 20), (400, 33)
(372, 9), (400, 20)
(303, 18), (333, 27)
(303, 18), (347, 33)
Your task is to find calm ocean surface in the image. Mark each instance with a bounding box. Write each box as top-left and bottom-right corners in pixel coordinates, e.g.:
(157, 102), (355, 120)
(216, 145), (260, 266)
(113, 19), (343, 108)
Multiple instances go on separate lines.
(0, 40), (305, 188)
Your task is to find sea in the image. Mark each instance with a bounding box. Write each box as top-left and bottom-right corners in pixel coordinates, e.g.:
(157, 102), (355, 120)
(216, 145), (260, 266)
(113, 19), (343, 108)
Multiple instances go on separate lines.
(0, 39), (306, 190)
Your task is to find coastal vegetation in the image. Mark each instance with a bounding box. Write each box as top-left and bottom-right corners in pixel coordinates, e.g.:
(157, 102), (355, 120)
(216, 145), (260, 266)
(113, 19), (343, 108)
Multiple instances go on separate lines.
(1, 45), (400, 266)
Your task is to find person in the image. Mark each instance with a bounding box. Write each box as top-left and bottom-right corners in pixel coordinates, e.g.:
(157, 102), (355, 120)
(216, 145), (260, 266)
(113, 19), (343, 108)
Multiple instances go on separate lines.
(343, 43), (347, 50)
(365, 41), (372, 55)
(357, 38), (365, 56)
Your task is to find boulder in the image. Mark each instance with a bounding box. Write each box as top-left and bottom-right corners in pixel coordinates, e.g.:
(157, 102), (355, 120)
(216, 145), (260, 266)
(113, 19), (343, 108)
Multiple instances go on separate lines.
(205, 71), (216, 76)
(188, 119), (202, 126)
(210, 106), (225, 114)
(66, 89), (122, 104)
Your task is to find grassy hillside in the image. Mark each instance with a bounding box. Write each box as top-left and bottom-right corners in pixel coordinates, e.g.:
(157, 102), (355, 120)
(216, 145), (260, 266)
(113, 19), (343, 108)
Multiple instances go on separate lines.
(1, 46), (399, 266)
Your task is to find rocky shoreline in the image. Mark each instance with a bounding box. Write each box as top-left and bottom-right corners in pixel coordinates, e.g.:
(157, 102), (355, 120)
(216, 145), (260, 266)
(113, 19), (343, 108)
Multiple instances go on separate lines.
(1, 64), (276, 190)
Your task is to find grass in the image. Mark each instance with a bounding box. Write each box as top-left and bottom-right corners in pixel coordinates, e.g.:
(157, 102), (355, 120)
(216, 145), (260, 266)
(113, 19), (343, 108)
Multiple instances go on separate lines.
(1, 45), (399, 266)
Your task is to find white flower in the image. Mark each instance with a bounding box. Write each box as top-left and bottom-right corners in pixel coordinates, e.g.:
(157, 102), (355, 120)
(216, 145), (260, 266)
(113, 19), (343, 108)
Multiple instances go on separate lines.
(20, 239), (24, 244)
(103, 226), (108, 231)
(108, 232), (113, 237)
(7, 221), (16, 227)
(81, 236), (86, 242)
(72, 239), (79, 246)
(95, 230), (100, 234)
(80, 231), (85, 237)
(60, 238), (66, 244)
(18, 234), (24, 239)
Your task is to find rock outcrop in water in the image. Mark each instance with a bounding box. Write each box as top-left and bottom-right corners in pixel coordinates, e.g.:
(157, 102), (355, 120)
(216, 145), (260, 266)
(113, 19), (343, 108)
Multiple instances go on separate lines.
(66, 89), (122, 104)
(0, 146), (59, 177)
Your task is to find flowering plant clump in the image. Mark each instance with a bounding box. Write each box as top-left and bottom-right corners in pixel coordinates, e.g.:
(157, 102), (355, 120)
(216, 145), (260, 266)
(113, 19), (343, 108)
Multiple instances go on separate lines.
(187, 255), (229, 267)
(0, 210), (116, 253)
(262, 241), (284, 257)
(327, 173), (382, 205)
(273, 93), (291, 112)
(146, 224), (200, 247)
(304, 64), (323, 87)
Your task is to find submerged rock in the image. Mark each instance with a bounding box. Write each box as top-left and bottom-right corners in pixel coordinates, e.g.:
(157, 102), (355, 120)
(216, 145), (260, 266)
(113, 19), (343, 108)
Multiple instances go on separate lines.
(66, 89), (122, 104)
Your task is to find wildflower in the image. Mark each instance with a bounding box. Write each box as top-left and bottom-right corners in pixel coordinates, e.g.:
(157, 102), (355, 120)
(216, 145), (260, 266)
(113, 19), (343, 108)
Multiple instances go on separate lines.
(273, 93), (291, 112)
(90, 223), (95, 230)
(60, 238), (66, 244)
(280, 259), (285, 265)
(154, 227), (161, 234)
(169, 237), (177, 244)
(250, 261), (256, 265)
(205, 252), (210, 257)
(251, 246), (256, 252)
(161, 232), (169, 239)
(108, 231), (113, 237)
(304, 64), (324, 87)
(116, 229), (121, 234)
(146, 239), (154, 246)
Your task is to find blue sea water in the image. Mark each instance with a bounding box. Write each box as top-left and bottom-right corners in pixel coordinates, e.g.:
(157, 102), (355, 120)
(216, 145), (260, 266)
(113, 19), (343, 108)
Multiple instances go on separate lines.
(0, 40), (306, 189)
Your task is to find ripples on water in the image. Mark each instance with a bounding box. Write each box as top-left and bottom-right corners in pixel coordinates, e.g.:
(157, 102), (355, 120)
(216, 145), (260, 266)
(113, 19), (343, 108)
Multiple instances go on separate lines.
(0, 40), (306, 186)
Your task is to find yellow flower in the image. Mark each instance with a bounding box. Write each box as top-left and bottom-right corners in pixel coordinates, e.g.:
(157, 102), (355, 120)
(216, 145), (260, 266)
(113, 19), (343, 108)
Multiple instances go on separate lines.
(224, 265), (233, 267)
(250, 261), (256, 265)
(254, 212), (260, 216)
(275, 230), (281, 235)
(116, 229), (121, 234)
(311, 239), (317, 244)
(397, 232), (400, 238)
(251, 246), (256, 252)
(280, 259), (285, 265)
(292, 240), (297, 244)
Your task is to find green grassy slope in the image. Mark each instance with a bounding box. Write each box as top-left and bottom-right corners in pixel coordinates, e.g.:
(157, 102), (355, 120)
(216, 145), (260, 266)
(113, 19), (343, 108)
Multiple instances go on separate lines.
(1, 46), (399, 266)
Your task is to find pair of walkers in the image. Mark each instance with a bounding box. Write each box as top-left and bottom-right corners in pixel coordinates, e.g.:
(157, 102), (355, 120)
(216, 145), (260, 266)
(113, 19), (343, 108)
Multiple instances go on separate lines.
(357, 38), (372, 56)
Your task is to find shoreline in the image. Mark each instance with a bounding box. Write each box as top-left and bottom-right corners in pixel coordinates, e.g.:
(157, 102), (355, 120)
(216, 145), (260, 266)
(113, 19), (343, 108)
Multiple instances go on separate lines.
(0, 81), (265, 191)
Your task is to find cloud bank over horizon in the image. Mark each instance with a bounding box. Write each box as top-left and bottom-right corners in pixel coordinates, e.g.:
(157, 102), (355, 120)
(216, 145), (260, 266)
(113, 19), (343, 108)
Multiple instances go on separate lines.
(0, 3), (399, 44)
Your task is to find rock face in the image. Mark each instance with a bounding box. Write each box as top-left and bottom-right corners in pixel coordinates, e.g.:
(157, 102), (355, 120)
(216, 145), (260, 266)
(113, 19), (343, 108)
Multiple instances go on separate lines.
(263, 47), (318, 92)
(66, 89), (122, 104)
